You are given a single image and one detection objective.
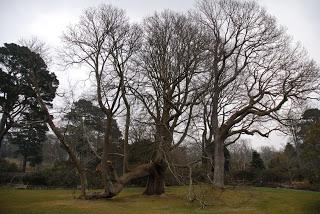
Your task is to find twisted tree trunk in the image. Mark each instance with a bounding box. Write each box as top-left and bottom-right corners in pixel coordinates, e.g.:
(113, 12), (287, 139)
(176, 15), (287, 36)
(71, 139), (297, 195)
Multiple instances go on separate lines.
(143, 159), (167, 195)
(87, 160), (165, 199)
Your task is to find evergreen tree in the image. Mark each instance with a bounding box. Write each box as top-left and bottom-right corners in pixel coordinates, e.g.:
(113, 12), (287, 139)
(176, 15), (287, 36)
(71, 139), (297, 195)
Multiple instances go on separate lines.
(301, 121), (320, 185)
(11, 108), (48, 172)
(0, 43), (58, 148)
(63, 99), (122, 167)
(250, 150), (265, 170)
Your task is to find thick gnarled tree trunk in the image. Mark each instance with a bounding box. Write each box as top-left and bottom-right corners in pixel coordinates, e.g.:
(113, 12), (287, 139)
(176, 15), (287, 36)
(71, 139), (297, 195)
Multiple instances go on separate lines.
(143, 159), (167, 195)
(213, 138), (225, 188)
(87, 160), (165, 199)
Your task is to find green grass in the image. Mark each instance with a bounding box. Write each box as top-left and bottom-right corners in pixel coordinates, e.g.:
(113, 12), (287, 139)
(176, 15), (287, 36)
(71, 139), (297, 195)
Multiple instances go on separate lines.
(0, 186), (319, 214)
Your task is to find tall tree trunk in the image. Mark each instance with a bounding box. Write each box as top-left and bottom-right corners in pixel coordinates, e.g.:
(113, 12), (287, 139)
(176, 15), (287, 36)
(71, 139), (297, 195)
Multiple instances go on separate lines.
(201, 137), (207, 169)
(32, 80), (87, 198)
(213, 137), (225, 188)
(0, 133), (5, 157)
(101, 113), (113, 194)
(0, 113), (10, 150)
(0, 134), (4, 150)
(122, 95), (130, 174)
(292, 128), (302, 170)
(79, 171), (87, 198)
(201, 105), (208, 169)
(211, 90), (225, 187)
(22, 155), (27, 173)
(0, 130), (5, 150)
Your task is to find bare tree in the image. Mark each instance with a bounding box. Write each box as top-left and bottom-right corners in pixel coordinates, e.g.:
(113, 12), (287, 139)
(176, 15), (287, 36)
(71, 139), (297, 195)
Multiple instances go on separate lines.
(110, 23), (142, 173)
(196, 0), (320, 187)
(229, 139), (252, 171)
(19, 37), (52, 65)
(130, 11), (207, 194)
(61, 4), (142, 197)
(259, 145), (277, 167)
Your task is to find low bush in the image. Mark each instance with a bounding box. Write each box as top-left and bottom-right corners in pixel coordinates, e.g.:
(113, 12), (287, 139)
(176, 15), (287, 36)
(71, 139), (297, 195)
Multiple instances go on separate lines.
(0, 159), (18, 173)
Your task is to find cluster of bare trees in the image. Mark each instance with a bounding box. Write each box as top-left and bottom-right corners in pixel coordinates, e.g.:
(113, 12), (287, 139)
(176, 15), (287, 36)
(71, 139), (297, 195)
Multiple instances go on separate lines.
(29, 0), (319, 198)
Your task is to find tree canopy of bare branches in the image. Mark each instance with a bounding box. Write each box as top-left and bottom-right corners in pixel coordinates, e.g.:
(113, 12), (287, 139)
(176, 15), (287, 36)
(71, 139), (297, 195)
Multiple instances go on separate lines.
(129, 10), (208, 194)
(61, 4), (143, 196)
(31, 0), (320, 198)
(196, 0), (320, 187)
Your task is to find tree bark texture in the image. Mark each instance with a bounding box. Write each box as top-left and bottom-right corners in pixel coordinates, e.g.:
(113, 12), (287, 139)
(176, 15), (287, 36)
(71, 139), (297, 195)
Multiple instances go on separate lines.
(143, 159), (167, 195)
(0, 113), (10, 150)
(213, 137), (225, 188)
(101, 113), (113, 194)
(122, 95), (130, 174)
(86, 160), (165, 199)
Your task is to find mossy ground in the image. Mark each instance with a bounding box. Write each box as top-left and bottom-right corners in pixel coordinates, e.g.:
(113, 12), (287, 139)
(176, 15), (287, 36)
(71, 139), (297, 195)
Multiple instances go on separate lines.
(0, 186), (319, 214)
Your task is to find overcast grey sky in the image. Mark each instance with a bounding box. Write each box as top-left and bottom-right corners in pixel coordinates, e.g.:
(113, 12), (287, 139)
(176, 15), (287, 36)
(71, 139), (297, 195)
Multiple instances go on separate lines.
(0, 0), (319, 62)
(0, 0), (319, 149)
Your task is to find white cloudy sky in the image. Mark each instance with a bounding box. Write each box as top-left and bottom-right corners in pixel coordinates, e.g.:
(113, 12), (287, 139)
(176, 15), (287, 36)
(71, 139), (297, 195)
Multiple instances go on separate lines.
(0, 0), (319, 150)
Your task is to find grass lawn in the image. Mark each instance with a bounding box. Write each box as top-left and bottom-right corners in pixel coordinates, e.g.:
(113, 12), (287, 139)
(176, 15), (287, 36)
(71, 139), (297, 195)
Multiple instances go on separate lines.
(0, 186), (319, 214)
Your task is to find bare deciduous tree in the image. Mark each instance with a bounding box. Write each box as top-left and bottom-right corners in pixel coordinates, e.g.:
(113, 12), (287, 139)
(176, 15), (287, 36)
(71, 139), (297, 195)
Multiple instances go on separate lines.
(61, 4), (147, 197)
(130, 11), (207, 194)
(229, 139), (252, 171)
(197, 0), (320, 187)
(19, 37), (52, 65)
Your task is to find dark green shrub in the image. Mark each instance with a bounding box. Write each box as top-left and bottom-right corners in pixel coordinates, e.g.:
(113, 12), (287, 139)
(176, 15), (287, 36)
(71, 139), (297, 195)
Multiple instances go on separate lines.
(231, 169), (255, 182)
(0, 159), (18, 173)
(22, 172), (47, 185)
(45, 161), (78, 187)
(260, 168), (287, 183)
